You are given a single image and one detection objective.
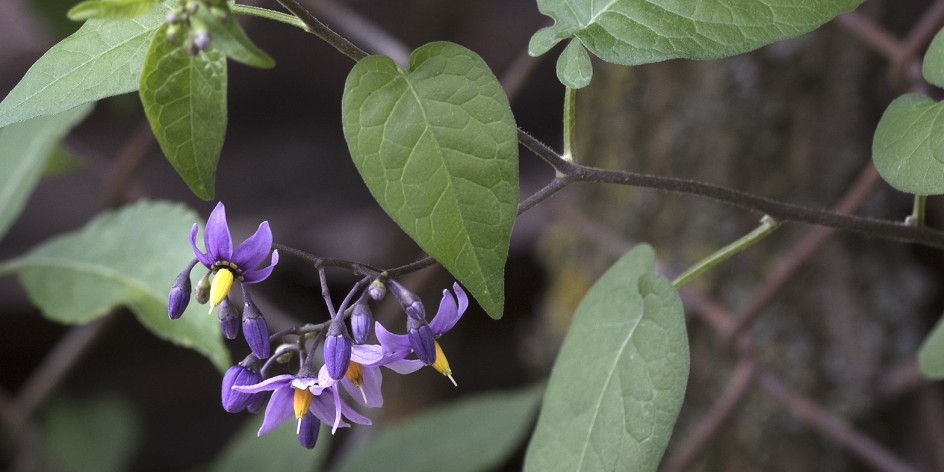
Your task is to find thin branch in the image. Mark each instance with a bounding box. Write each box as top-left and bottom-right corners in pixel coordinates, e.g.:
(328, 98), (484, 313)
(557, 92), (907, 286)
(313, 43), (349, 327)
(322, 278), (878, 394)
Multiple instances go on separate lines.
(274, 0), (367, 61)
(305, 0), (410, 65)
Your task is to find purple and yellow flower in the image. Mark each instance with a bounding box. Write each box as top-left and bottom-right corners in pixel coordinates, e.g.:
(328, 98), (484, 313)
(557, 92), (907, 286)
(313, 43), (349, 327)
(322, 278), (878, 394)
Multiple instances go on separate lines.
(190, 202), (279, 312)
(375, 283), (468, 386)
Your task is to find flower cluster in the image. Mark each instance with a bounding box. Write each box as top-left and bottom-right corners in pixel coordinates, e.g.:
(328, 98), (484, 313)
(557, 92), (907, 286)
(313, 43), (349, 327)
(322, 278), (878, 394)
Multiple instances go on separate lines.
(168, 203), (469, 449)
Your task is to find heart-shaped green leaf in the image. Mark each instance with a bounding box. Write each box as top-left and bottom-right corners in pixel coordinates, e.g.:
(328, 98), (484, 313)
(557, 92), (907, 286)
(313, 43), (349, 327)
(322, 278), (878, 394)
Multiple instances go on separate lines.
(1, 201), (230, 371)
(0, 104), (93, 243)
(67, 0), (158, 21)
(924, 27), (944, 88)
(140, 24), (227, 200)
(524, 245), (689, 472)
(530, 0), (863, 87)
(0, 6), (166, 128)
(872, 93), (944, 195)
(341, 42), (519, 319)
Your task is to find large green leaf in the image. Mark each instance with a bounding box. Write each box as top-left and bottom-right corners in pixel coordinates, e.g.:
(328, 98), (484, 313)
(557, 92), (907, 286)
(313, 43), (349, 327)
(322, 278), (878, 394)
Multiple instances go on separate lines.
(341, 42), (519, 319)
(333, 385), (543, 472)
(524, 245), (689, 472)
(925, 27), (944, 89)
(918, 312), (944, 378)
(0, 104), (93, 243)
(1, 201), (229, 371)
(67, 0), (159, 21)
(529, 0), (863, 87)
(205, 416), (332, 472)
(872, 93), (944, 195)
(41, 395), (142, 472)
(140, 24), (227, 200)
(0, 6), (166, 128)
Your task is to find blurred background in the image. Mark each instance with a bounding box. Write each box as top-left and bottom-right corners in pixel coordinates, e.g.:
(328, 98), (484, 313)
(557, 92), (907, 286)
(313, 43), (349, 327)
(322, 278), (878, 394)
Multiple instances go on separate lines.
(1, 0), (943, 470)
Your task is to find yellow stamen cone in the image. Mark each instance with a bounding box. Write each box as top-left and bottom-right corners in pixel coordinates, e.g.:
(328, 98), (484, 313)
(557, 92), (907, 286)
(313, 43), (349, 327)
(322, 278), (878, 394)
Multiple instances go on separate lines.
(208, 268), (234, 312)
(345, 362), (369, 404)
(432, 341), (457, 387)
(293, 387), (314, 420)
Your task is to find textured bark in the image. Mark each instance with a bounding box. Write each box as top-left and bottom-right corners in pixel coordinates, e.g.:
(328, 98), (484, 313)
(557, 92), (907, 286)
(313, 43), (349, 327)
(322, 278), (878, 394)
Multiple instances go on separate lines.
(536, 17), (936, 471)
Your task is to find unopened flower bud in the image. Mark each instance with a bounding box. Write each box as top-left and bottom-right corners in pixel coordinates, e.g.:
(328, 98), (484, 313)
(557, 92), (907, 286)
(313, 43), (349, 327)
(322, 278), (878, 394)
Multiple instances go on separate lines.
(407, 317), (436, 365)
(167, 262), (195, 320)
(185, 1), (199, 13)
(242, 297), (270, 358)
(192, 29), (210, 51)
(221, 363), (263, 413)
(297, 412), (320, 449)
(218, 296), (239, 339)
(166, 24), (181, 41)
(165, 11), (181, 24)
(324, 319), (352, 380)
(195, 272), (211, 304)
(368, 279), (386, 300)
(387, 279), (425, 320)
(350, 294), (373, 344)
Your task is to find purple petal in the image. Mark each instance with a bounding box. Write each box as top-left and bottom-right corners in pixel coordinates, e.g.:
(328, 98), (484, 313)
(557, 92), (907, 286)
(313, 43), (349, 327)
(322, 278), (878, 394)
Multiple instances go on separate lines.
(205, 202), (233, 262)
(190, 224), (213, 267)
(338, 392), (372, 426)
(241, 250), (279, 284)
(384, 358), (425, 375)
(258, 386), (294, 436)
(429, 285), (467, 335)
(232, 221), (273, 271)
(317, 365), (338, 390)
(234, 374), (294, 393)
(351, 344), (384, 366)
(297, 413), (320, 449)
(342, 365), (383, 407)
(374, 322), (411, 360)
(309, 389), (349, 431)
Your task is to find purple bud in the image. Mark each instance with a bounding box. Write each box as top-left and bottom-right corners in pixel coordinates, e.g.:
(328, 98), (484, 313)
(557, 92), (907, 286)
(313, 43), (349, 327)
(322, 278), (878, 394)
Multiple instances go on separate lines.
(387, 279), (426, 320)
(165, 11), (180, 25)
(298, 412), (321, 449)
(368, 279), (386, 301)
(167, 265), (193, 320)
(193, 29), (211, 51)
(247, 391), (268, 413)
(221, 364), (263, 413)
(242, 299), (270, 358)
(350, 295), (373, 344)
(218, 297), (239, 339)
(407, 318), (436, 365)
(324, 319), (352, 380)
(195, 272), (211, 304)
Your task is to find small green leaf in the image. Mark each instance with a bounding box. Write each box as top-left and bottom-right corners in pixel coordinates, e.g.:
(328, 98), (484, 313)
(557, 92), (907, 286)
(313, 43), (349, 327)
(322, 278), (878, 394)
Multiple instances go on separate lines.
(530, 0), (863, 85)
(0, 104), (93, 244)
(198, 9), (275, 69)
(0, 6), (166, 128)
(524, 245), (689, 472)
(334, 385), (543, 472)
(67, 0), (159, 21)
(206, 416), (331, 472)
(342, 42), (519, 319)
(41, 395), (141, 472)
(919, 312), (944, 378)
(7, 201), (229, 371)
(924, 27), (944, 88)
(557, 40), (592, 89)
(872, 93), (944, 195)
(140, 24), (227, 200)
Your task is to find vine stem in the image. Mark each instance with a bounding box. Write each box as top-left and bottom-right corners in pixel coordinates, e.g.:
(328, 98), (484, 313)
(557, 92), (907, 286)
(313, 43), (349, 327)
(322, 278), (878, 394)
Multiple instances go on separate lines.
(672, 216), (780, 288)
(274, 0), (368, 61)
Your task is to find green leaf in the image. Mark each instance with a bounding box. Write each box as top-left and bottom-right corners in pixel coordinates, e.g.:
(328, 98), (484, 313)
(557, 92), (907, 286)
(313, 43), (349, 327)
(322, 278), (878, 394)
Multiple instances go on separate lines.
(0, 6), (166, 128)
(5, 201), (229, 371)
(924, 27), (944, 88)
(140, 24), (227, 200)
(0, 104), (93, 244)
(872, 93), (944, 195)
(197, 9), (275, 69)
(205, 416), (331, 472)
(529, 0), (863, 85)
(41, 395), (142, 472)
(918, 312), (944, 378)
(524, 245), (689, 472)
(341, 42), (519, 319)
(67, 0), (159, 21)
(557, 40), (592, 89)
(333, 385), (543, 472)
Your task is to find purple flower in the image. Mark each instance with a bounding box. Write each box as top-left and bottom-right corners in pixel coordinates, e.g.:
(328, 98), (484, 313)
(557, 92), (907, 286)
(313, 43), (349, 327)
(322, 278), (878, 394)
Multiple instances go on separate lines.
(316, 343), (422, 409)
(376, 283), (467, 386)
(234, 370), (370, 437)
(189, 202), (279, 311)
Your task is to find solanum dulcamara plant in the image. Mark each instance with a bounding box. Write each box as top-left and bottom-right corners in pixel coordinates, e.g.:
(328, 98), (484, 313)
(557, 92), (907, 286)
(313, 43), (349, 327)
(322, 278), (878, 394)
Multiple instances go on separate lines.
(7, 0), (944, 469)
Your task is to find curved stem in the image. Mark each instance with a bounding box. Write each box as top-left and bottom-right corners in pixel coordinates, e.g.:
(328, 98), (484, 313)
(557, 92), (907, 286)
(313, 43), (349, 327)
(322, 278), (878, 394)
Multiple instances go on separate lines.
(672, 216), (780, 288)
